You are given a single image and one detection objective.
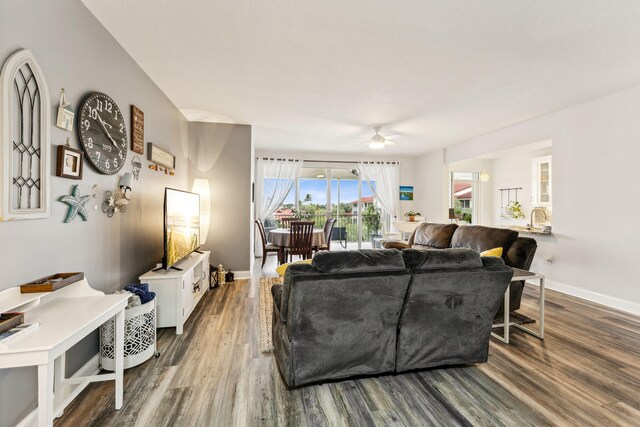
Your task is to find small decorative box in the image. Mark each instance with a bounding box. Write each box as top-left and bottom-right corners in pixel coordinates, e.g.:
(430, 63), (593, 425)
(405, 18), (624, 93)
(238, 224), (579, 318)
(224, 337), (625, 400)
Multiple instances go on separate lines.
(0, 312), (24, 334)
(20, 272), (85, 293)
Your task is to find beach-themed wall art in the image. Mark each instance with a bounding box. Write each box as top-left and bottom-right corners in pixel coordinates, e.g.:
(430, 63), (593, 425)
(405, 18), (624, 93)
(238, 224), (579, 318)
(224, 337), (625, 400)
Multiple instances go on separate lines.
(400, 185), (414, 201)
(59, 185), (91, 223)
(131, 105), (144, 154)
(56, 88), (74, 131)
(102, 173), (133, 217)
(131, 155), (142, 181)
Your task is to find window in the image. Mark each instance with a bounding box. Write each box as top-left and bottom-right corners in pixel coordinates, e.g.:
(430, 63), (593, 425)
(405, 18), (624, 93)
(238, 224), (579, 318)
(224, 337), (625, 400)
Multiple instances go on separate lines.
(263, 164), (386, 249)
(450, 172), (477, 224)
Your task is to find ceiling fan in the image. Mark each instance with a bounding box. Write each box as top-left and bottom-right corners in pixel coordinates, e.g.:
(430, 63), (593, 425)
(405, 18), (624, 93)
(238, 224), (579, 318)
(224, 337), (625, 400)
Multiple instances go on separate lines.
(361, 127), (401, 149)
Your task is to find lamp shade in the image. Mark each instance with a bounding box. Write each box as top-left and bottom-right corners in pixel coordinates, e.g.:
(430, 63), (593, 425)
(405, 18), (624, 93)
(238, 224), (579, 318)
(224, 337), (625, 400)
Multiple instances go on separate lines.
(448, 208), (457, 220)
(192, 179), (211, 245)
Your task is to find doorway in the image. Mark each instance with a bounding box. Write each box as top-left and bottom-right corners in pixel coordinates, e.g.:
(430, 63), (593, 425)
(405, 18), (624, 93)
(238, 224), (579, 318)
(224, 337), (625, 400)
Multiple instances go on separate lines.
(450, 172), (478, 224)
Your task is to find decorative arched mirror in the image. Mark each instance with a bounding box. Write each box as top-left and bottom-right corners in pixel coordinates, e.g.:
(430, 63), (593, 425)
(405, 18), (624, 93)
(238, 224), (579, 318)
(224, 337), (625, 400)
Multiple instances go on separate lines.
(0, 49), (51, 220)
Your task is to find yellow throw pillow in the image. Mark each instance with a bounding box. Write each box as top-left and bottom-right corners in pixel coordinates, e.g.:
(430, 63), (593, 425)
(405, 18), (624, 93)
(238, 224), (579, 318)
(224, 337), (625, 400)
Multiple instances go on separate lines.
(276, 259), (313, 277)
(480, 247), (503, 258)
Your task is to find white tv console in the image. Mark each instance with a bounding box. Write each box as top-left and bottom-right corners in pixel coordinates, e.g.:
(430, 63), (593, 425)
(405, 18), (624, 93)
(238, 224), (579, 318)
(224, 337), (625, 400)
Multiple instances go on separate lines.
(139, 251), (210, 335)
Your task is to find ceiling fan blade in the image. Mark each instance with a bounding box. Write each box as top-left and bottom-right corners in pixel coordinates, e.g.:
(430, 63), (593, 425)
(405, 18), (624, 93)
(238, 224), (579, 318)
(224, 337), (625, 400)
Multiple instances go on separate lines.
(384, 133), (402, 140)
(384, 140), (399, 146)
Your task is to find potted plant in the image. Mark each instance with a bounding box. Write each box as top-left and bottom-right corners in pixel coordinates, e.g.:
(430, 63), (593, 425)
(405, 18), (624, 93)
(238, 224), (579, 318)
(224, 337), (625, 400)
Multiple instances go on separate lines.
(363, 205), (382, 247)
(404, 211), (421, 222)
(505, 201), (526, 220)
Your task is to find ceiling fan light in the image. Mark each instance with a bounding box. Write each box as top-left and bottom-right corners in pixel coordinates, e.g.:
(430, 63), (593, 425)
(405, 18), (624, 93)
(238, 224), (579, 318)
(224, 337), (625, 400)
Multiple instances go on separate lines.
(479, 171), (490, 182)
(369, 141), (385, 150)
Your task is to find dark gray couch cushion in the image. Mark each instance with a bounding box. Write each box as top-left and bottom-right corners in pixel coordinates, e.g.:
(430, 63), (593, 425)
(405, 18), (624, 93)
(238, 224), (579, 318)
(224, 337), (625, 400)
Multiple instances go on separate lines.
(312, 249), (406, 273)
(481, 256), (508, 268)
(271, 283), (284, 319)
(411, 223), (459, 248)
(281, 269), (411, 386)
(505, 237), (537, 270)
(281, 263), (316, 321)
(450, 225), (518, 259)
(396, 266), (512, 372)
(402, 248), (483, 271)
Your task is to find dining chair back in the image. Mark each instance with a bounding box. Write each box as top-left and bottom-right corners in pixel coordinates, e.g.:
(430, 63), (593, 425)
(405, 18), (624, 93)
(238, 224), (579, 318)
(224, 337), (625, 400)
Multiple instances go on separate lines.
(281, 217), (295, 229)
(255, 219), (281, 267)
(318, 218), (337, 251)
(287, 221), (315, 261)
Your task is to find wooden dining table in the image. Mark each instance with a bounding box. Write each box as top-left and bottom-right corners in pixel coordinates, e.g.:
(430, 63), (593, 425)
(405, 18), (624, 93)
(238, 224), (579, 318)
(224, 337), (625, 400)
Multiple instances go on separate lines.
(268, 228), (326, 264)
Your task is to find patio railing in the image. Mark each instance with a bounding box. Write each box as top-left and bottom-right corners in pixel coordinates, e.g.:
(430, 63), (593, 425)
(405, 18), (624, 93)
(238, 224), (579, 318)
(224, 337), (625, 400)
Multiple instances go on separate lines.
(269, 213), (381, 243)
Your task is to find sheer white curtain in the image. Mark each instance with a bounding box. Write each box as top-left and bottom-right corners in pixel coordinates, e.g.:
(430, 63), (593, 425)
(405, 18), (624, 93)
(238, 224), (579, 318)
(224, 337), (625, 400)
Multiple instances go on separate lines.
(255, 158), (301, 257)
(359, 162), (400, 232)
(256, 158), (302, 220)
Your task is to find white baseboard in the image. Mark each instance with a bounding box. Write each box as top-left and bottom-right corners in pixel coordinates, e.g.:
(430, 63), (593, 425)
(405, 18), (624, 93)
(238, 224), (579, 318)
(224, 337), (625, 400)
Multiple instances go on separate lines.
(234, 270), (252, 279)
(18, 353), (100, 427)
(529, 279), (640, 316)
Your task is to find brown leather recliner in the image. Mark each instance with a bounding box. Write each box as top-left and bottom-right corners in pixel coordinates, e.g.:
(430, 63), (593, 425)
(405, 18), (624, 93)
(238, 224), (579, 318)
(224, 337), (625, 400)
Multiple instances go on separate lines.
(384, 223), (537, 312)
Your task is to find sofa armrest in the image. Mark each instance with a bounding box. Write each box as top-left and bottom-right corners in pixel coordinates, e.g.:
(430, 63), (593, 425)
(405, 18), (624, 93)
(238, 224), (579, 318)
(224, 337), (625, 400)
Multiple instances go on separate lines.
(271, 283), (285, 322)
(383, 241), (410, 250)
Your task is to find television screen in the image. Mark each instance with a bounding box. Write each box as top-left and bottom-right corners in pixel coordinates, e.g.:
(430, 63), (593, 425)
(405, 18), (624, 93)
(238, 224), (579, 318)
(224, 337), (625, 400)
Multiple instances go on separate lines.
(164, 188), (200, 269)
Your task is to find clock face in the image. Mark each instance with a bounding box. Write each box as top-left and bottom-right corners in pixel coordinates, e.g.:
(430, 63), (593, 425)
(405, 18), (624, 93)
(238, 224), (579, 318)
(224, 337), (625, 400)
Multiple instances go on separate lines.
(78, 92), (128, 175)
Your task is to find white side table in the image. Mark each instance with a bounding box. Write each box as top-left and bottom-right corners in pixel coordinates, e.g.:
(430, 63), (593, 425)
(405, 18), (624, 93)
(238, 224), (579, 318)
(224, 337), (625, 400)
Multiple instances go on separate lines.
(491, 268), (545, 344)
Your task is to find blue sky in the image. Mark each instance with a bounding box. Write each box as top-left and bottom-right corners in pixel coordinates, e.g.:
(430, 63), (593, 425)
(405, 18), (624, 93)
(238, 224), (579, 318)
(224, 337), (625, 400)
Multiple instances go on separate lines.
(282, 178), (374, 205)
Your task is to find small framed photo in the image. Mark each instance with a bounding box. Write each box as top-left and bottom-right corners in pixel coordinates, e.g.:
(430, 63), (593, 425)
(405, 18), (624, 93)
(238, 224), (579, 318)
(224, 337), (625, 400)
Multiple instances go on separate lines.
(56, 145), (84, 180)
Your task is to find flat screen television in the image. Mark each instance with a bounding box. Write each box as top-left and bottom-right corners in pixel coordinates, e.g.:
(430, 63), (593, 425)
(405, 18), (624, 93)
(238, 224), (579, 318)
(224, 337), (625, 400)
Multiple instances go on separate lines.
(162, 188), (201, 270)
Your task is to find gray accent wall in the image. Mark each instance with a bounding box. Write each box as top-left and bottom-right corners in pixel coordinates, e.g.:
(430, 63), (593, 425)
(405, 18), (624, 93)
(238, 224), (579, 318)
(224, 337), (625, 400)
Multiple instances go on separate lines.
(0, 1), (188, 425)
(188, 122), (254, 274)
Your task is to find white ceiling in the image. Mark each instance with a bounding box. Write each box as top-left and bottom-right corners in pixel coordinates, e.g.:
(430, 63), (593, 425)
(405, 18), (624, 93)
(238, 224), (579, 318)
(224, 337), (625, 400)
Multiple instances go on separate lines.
(83, 0), (640, 155)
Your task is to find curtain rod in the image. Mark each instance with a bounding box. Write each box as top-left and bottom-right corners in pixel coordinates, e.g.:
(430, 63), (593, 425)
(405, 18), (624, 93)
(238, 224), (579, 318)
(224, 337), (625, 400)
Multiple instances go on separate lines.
(257, 157), (399, 165)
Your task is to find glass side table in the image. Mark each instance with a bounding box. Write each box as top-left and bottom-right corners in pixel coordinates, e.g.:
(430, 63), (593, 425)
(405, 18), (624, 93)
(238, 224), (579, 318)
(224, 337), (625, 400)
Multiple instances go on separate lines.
(491, 267), (545, 344)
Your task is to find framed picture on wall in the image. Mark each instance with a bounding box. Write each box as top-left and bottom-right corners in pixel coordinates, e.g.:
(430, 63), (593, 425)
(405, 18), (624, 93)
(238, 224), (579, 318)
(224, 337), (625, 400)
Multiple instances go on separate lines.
(400, 186), (414, 201)
(56, 145), (84, 180)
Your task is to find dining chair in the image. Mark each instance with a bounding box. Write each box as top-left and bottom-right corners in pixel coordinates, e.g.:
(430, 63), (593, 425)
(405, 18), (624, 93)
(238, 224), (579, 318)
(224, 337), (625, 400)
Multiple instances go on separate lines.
(255, 219), (281, 267)
(280, 217), (295, 229)
(286, 221), (314, 262)
(315, 218), (336, 252)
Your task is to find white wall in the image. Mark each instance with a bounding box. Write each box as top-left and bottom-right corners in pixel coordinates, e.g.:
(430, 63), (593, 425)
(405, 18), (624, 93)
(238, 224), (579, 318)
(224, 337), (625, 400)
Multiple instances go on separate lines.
(189, 122), (253, 275)
(415, 148), (448, 223)
(0, 1), (189, 425)
(444, 85), (640, 315)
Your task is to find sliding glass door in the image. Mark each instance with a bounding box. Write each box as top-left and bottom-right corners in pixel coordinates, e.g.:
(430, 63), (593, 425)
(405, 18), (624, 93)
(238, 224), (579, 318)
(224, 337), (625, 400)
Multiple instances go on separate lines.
(330, 168), (364, 249)
(267, 164), (382, 249)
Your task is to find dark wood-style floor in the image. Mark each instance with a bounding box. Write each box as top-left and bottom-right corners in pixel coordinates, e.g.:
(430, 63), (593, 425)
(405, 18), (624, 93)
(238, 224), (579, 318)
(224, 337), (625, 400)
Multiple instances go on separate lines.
(57, 256), (640, 427)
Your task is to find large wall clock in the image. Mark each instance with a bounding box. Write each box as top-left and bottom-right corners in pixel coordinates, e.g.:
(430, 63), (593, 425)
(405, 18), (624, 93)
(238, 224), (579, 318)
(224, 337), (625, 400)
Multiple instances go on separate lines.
(77, 92), (128, 175)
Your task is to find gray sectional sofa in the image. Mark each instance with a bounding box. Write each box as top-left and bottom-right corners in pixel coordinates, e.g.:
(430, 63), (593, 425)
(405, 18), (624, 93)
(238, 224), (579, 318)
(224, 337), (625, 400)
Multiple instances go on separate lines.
(384, 223), (537, 313)
(271, 248), (513, 388)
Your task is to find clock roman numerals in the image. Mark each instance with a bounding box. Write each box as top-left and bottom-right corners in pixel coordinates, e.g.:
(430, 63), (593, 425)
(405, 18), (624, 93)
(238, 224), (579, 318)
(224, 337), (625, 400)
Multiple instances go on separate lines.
(77, 92), (128, 175)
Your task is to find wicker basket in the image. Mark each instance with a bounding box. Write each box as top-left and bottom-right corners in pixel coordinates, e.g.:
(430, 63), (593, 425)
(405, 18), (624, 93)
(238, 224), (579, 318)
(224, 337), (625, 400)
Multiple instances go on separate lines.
(100, 299), (157, 370)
